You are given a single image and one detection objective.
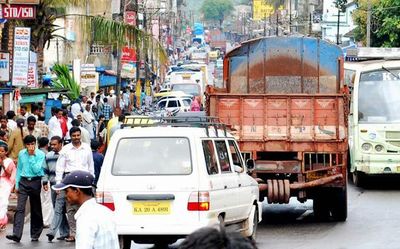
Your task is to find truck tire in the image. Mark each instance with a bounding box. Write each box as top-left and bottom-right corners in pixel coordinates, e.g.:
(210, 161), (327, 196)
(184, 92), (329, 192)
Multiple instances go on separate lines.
(330, 187), (347, 221)
(313, 192), (330, 221)
(352, 170), (365, 187)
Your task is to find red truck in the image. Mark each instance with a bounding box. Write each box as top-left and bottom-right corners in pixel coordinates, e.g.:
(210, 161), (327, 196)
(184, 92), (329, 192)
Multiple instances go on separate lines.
(206, 37), (349, 221)
(209, 29), (227, 53)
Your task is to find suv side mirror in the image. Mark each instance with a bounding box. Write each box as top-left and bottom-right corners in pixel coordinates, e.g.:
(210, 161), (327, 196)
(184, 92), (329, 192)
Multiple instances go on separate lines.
(246, 159), (255, 171)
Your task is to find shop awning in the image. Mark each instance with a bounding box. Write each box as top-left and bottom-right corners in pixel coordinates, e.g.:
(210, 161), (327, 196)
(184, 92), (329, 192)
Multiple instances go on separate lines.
(19, 94), (46, 104)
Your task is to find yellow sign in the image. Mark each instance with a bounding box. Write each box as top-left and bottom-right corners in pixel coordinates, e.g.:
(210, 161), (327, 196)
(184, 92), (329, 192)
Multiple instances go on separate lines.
(135, 81), (142, 107)
(253, 0), (274, 21)
(133, 201), (171, 215)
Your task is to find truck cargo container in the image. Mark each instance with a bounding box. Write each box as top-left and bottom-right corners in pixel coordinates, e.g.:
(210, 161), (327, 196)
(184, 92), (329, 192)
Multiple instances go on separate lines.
(206, 37), (349, 221)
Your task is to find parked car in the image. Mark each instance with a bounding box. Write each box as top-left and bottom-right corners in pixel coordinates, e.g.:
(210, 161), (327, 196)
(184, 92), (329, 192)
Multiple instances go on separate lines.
(96, 117), (262, 248)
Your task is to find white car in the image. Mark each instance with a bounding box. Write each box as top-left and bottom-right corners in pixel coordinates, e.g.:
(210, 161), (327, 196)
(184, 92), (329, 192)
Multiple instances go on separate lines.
(156, 97), (191, 113)
(96, 117), (262, 248)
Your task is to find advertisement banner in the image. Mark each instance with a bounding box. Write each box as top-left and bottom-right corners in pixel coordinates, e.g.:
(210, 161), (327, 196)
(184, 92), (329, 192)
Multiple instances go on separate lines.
(27, 62), (37, 88)
(253, 0), (274, 21)
(12, 27), (31, 86)
(0, 52), (9, 82)
(121, 62), (136, 79)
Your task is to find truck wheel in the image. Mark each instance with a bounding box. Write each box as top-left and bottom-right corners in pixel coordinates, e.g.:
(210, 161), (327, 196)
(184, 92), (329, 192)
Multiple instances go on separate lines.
(313, 192), (330, 221)
(330, 187), (347, 221)
(118, 235), (131, 249)
(352, 170), (365, 187)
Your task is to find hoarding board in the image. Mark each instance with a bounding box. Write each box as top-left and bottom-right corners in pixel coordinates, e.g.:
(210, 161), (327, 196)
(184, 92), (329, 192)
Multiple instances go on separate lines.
(12, 27), (31, 86)
(27, 62), (37, 88)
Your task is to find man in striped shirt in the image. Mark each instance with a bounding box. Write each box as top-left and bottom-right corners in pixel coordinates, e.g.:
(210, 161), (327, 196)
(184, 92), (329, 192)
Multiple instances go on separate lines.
(102, 98), (113, 125)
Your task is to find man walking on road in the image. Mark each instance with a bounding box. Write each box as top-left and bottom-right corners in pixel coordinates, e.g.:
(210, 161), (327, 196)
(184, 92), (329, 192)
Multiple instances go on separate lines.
(53, 170), (119, 249)
(44, 136), (69, 242)
(6, 135), (46, 242)
(55, 127), (94, 242)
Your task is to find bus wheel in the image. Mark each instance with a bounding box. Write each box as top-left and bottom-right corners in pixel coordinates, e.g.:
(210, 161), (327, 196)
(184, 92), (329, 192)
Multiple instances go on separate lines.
(352, 170), (365, 187)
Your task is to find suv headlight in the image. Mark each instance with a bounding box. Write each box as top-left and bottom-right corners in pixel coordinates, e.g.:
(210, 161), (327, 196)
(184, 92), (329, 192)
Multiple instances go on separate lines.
(361, 143), (372, 151)
(375, 144), (384, 152)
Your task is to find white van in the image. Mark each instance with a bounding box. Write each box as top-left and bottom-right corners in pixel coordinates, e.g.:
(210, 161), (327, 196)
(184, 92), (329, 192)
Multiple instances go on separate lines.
(96, 117), (261, 248)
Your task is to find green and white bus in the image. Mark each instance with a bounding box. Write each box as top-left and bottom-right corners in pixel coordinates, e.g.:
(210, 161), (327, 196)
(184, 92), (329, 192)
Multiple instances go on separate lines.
(345, 48), (400, 186)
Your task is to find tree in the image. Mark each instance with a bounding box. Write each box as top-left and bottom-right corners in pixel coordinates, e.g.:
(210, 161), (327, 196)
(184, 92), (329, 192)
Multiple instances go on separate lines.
(352, 0), (400, 47)
(200, 0), (234, 28)
(51, 64), (80, 100)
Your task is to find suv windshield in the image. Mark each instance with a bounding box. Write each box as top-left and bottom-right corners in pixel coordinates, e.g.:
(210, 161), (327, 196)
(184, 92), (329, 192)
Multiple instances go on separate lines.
(112, 137), (192, 175)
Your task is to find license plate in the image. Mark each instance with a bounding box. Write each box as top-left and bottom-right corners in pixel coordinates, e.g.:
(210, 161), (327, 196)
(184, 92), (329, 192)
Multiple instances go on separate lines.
(132, 201), (171, 215)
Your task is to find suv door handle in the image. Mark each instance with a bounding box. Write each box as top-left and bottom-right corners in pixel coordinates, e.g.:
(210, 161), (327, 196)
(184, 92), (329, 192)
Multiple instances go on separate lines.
(224, 185), (227, 189)
(238, 183), (241, 187)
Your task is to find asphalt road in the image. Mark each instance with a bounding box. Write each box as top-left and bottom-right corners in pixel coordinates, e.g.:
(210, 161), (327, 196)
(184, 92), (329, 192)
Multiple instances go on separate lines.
(1, 177), (400, 249)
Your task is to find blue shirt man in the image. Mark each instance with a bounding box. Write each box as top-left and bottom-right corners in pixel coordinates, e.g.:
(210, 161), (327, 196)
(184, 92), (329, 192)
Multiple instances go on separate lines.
(7, 135), (46, 243)
(91, 140), (104, 185)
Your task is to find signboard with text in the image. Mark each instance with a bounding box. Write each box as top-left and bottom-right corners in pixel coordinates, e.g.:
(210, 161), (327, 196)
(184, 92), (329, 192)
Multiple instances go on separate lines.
(27, 62), (37, 88)
(12, 27), (31, 86)
(0, 52), (9, 82)
(253, 0), (274, 21)
(2, 5), (36, 19)
(1, 4), (36, 19)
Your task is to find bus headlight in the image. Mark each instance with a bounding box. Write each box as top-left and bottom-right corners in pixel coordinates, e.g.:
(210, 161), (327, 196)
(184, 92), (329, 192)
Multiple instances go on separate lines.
(361, 143), (372, 151)
(375, 145), (384, 152)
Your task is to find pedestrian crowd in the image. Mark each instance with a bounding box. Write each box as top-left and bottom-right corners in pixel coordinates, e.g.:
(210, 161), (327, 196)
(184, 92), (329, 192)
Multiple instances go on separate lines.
(0, 88), (127, 247)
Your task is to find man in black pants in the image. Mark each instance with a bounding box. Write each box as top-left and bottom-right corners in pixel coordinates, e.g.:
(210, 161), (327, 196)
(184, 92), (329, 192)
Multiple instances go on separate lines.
(6, 135), (46, 242)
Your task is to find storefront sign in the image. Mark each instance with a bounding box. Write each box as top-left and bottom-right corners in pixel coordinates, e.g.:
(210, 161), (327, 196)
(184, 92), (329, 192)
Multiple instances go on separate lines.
(121, 62), (136, 79)
(0, 52), (9, 82)
(12, 27), (31, 86)
(27, 62), (37, 88)
(0, 0), (39, 4)
(2, 5), (36, 19)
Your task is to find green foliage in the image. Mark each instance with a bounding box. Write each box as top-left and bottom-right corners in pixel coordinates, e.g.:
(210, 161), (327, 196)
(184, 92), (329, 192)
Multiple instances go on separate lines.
(200, 0), (234, 26)
(51, 64), (80, 100)
(352, 0), (400, 47)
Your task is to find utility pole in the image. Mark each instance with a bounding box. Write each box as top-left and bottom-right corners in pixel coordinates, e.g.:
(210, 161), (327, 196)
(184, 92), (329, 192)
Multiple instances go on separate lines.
(309, 13), (312, 35)
(116, 0), (125, 108)
(264, 13), (267, 37)
(336, 7), (340, 45)
(276, 12), (279, 36)
(366, 0), (371, 47)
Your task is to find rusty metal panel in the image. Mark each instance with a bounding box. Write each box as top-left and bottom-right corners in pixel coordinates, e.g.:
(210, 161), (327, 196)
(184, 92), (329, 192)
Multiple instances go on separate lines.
(224, 37), (344, 94)
(249, 40), (265, 93)
(242, 98), (264, 139)
(266, 98), (288, 139)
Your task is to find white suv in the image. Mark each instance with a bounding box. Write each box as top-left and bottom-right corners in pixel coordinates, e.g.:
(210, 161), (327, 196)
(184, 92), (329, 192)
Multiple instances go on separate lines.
(96, 117), (261, 248)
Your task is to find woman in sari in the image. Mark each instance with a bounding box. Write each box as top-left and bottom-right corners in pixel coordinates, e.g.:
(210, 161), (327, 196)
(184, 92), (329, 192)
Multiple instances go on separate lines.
(0, 144), (16, 231)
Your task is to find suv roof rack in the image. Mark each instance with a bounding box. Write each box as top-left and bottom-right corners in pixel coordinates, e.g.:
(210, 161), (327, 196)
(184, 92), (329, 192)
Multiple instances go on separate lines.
(121, 116), (228, 137)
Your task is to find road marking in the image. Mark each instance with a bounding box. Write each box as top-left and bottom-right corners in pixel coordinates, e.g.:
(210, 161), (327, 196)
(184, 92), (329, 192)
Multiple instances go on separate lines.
(296, 210), (313, 221)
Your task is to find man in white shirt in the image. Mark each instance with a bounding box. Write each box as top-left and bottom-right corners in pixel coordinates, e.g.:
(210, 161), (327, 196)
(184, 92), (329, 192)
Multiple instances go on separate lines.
(52, 171), (119, 249)
(48, 108), (62, 140)
(55, 127), (94, 242)
(71, 102), (82, 119)
(72, 116), (91, 145)
(6, 110), (17, 130)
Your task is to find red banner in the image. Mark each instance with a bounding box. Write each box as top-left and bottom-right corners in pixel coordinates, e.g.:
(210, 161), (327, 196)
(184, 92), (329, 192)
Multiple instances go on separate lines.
(121, 46), (136, 62)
